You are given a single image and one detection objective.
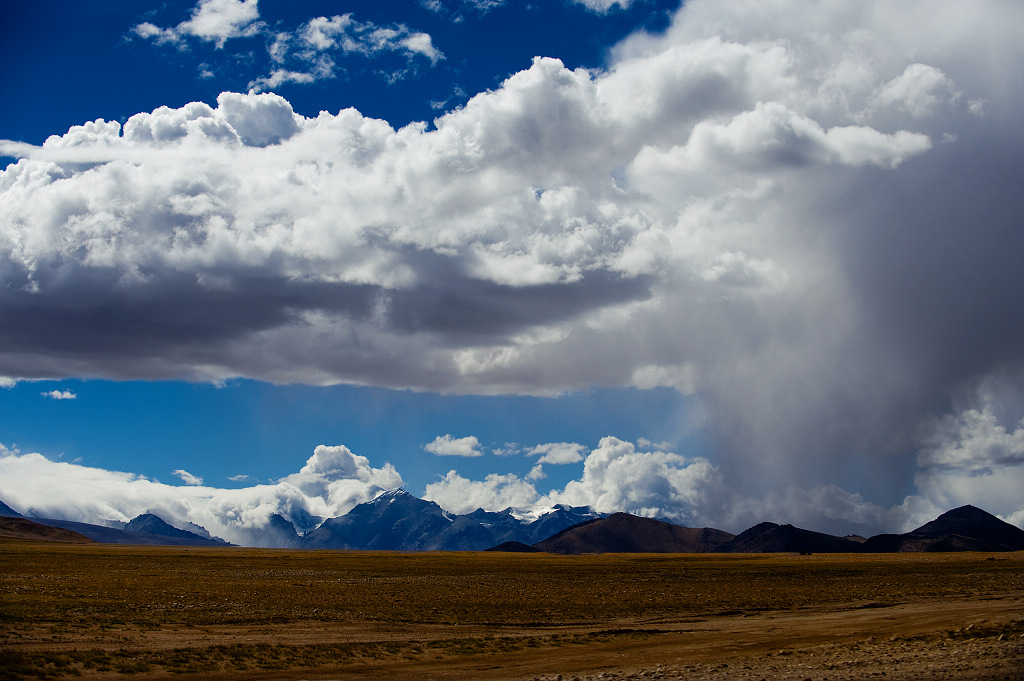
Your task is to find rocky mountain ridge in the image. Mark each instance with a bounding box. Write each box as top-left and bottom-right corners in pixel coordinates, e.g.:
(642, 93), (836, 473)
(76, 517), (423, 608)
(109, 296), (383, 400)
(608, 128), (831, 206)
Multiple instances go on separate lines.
(302, 490), (604, 551)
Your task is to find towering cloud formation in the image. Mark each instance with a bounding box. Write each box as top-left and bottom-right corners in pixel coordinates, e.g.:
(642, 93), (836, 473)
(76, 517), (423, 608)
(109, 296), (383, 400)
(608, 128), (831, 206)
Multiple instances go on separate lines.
(3, 0), (1023, 522)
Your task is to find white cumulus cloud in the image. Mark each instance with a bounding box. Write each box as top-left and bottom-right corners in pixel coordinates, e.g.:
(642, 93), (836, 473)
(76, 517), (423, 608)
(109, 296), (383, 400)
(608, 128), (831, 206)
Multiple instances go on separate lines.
(172, 469), (204, 486)
(134, 0), (262, 49)
(547, 437), (723, 523)
(421, 0), (507, 19)
(294, 15), (442, 63)
(248, 14), (443, 91)
(424, 434), (484, 457)
(41, 389), (76, 400)
(572, 0), (633, 12)
(529, 442), (586, 464)
(423, 470), (540, 514)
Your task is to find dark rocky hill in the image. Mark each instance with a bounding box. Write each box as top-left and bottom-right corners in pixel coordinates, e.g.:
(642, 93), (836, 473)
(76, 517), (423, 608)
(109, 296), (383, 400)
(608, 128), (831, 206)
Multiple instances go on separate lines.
(913, 504), (1024, 548)
(0, 516), (93, 543)
(533, 512), (734, 554)
(717, 521), (865, 553)
(863, 505), (1024, 552)
(124, 513), (230, 545)
(125, 513), (218, 542)
(486, 541), (541, 552)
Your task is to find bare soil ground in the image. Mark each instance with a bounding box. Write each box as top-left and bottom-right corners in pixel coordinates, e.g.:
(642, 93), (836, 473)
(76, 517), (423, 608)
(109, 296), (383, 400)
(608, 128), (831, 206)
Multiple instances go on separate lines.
(1, 542), (1021, 680)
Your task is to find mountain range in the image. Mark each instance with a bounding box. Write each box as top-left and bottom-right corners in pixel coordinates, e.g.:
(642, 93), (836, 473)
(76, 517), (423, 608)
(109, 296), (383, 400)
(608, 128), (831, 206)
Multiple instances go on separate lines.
(0, 490), (603, 551)
(520, 505), (1024, 554)
(2, 490), (1022, 554)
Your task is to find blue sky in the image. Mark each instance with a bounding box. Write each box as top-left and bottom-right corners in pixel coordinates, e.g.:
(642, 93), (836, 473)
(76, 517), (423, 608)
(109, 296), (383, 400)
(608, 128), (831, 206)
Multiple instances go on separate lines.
(2, 0), (1023, 541)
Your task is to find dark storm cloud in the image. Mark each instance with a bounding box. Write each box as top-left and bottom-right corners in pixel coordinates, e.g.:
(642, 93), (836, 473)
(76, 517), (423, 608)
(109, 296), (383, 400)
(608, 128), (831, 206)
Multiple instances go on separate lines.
(384, 270), (652, 339)
(0, 242), (650, 381)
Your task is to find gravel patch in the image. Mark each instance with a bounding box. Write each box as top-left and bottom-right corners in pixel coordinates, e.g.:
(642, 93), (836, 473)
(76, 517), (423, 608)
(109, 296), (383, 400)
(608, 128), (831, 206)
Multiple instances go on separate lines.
(531, 631), (1024, 681)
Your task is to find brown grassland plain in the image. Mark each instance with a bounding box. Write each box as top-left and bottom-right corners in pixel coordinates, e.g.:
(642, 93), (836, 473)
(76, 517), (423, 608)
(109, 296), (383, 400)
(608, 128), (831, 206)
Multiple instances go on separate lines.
(1, 540), (1022, 680)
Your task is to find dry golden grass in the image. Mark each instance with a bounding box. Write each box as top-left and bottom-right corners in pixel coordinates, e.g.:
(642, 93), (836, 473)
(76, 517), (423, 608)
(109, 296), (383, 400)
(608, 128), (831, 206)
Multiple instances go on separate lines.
(1, 541), (1022, 679)
(3, 543), (1021, 627)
